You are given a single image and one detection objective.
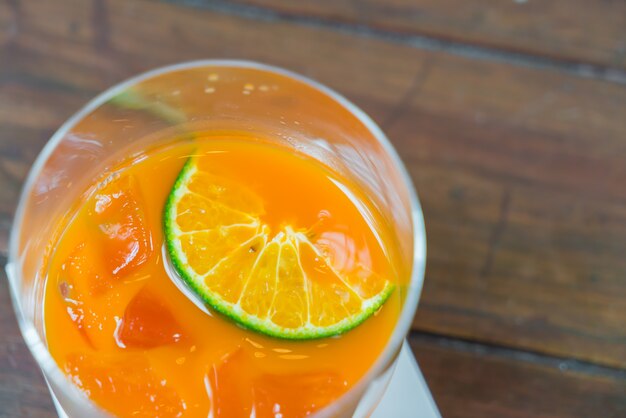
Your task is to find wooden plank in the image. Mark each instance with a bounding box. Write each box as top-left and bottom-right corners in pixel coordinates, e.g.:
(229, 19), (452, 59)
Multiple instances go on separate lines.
(231, 0), (626, 70)
(410, 335), (626, 418)
(0, 0), (626, 369)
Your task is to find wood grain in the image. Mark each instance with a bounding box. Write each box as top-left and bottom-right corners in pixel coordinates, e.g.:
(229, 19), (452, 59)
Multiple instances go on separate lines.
(0, 0), (625, 387)
(231, 0), (626, 71)
(411, 334), (626, 418)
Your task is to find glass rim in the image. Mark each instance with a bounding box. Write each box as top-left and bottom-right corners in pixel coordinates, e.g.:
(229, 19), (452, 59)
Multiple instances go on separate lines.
(7, 59), (427, 416)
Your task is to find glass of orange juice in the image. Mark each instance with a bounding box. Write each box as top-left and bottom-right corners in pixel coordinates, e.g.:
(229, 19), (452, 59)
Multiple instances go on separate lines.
(7, 61), (426, 417)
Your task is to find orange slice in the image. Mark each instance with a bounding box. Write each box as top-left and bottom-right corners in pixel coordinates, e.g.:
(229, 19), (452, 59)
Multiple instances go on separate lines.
(164, 156), (394, 339)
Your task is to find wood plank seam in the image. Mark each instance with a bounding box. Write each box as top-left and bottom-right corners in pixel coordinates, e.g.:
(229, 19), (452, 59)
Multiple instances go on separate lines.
(162, 0), (626, 85)
(410, 330), (626, 381)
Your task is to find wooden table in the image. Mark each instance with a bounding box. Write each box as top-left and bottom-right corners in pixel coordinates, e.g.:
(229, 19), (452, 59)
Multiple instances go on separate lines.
(1, 1), (625, 416)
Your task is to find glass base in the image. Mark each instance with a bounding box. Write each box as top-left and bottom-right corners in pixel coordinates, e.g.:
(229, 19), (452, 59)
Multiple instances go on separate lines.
(371, 341), (440, 418)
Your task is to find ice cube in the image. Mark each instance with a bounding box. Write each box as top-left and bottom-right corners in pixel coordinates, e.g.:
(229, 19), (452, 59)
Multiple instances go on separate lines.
(207, 349), (255, 418)
(254, 371), (347, 417)
(206, 348), (347, 418)
(64, 353), (185, 417)
(63, 241), (112, 296)
(91, 176), (153, 278)
(57, 243), (109, 347)
(116, 287), (186, 349)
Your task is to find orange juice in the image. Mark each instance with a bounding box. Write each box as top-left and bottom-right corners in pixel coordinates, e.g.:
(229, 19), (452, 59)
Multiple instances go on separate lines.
(43, 135), (401, 417)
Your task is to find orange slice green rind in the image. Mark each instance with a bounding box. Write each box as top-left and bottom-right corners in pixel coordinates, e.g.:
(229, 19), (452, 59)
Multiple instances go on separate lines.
(164, 156), (394, 340)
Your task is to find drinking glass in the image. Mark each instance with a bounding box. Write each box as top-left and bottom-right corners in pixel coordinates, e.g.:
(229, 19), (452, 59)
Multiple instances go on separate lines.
(7, 60), (426, 417)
